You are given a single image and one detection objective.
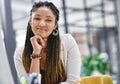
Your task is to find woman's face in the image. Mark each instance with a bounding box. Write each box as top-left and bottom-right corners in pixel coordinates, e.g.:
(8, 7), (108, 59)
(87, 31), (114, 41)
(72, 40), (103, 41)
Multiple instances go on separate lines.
(30, 7), (57, 39)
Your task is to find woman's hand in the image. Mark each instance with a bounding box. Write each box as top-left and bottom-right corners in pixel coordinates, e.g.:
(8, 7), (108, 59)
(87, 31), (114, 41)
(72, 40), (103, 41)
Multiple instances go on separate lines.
(30, 35), (46, 55)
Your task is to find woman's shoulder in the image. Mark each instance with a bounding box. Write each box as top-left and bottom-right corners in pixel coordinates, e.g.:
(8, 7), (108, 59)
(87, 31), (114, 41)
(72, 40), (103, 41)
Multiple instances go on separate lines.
(14, 45), (24, 59)
(60, 33), (76, 43)
(60, 33), (77, 49)
(60, 33), (74, 41)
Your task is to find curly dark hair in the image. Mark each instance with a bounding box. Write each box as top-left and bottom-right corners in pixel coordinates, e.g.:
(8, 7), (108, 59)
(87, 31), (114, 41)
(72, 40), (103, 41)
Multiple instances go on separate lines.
(22, 1), (66, 84)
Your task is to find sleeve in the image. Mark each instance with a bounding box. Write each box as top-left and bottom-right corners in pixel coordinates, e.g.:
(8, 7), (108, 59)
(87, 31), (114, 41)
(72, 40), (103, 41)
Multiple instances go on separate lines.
(13, 46), (27, 80)
(66, 34), (82, 84)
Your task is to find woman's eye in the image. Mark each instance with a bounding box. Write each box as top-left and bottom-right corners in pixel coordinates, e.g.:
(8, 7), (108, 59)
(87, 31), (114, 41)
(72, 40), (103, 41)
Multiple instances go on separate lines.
(34, 18), (40, 20)
(46, 19), (52, 22)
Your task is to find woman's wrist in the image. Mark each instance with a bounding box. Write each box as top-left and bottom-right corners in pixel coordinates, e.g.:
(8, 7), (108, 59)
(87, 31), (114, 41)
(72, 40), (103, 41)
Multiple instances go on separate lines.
(30, 53), (42, 59)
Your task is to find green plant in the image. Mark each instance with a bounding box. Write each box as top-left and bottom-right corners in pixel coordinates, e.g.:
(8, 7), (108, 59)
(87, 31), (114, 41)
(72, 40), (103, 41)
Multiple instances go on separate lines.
(81, 53), (111, 76)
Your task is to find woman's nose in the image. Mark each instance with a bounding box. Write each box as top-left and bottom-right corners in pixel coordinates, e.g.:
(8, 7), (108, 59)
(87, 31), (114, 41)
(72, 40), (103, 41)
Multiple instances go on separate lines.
(39, 20), (45, 26)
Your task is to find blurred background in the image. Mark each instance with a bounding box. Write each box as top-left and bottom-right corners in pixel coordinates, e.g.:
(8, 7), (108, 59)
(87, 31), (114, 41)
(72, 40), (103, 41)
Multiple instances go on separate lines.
(0, 0), (120, 84)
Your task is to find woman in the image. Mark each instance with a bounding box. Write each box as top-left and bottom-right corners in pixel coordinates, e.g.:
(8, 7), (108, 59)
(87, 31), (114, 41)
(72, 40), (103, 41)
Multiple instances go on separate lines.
(14, 1), (81, 84)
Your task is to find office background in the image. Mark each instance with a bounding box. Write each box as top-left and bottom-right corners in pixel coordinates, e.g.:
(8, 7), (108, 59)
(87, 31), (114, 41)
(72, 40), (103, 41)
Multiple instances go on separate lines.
(0, 0), (120, 84)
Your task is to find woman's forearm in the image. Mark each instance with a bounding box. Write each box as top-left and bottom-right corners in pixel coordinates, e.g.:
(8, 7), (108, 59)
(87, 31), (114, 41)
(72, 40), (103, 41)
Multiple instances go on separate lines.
(29, 50), (41, 74)
(29, 59), (40, 74)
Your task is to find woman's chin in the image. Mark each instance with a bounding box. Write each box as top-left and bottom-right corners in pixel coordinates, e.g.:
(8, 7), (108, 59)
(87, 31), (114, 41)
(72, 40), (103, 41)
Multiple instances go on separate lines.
(36, 33), (48, 39)
(34, 31), (49, 38)
(42, 36), (48, 39)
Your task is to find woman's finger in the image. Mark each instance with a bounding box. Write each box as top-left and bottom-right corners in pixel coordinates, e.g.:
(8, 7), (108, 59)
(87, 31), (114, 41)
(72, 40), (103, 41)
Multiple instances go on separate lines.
(35, 35), (46, 48)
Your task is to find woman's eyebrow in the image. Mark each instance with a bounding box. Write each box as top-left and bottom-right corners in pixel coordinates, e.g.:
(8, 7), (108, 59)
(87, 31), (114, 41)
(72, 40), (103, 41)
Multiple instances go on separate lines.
(46, 16), (53, 18)
(34, 14), (41, 16)
(34, 14), (53, 18)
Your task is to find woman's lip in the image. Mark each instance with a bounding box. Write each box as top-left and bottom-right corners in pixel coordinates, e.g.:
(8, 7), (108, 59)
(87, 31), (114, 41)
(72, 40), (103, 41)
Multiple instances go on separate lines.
(37, 27), (44, 30)
(37, 28), (46, 31)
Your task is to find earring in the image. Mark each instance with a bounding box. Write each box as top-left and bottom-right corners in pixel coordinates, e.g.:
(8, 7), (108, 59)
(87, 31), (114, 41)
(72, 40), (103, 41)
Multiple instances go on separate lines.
(52, 29), (59, 36)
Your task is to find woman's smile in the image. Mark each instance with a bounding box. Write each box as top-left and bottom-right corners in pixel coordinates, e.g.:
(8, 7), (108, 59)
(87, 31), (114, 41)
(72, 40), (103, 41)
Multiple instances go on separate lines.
(37, 27), (47, 33)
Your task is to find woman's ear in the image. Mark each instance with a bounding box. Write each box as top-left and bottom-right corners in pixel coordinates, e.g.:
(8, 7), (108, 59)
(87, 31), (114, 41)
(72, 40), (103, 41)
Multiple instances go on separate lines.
(54, 22), (58, 29)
